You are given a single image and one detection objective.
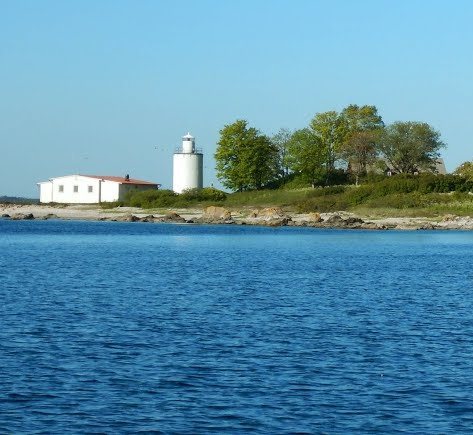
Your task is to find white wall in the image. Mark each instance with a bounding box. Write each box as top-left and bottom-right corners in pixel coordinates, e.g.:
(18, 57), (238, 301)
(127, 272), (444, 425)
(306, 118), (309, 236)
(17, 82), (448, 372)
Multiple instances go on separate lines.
(173, 153), (203, 193)
(38, 182), (53, 203)
(100, 179), (120, 203)
(38, 175), (158, 204)
(38, 176), (118, 204)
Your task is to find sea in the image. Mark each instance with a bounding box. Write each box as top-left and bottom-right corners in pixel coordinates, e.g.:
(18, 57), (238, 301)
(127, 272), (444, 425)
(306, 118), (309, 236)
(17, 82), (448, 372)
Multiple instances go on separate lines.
(1, 219), (473, 433)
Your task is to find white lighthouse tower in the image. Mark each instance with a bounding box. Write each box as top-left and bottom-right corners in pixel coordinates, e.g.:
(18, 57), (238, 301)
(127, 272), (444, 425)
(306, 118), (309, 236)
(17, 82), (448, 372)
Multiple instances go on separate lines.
(172, 133), (203, 193)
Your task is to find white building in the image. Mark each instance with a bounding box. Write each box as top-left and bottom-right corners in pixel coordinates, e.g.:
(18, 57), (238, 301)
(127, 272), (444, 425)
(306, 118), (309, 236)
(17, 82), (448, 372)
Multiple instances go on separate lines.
(173, 133), (203, 193)
(37, 174), (159, 204)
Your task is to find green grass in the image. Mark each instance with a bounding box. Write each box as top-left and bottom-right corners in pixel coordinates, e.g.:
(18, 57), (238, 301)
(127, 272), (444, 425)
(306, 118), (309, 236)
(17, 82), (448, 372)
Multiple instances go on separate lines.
(223, 188), (312, 208)
(108, 174), (473, 217)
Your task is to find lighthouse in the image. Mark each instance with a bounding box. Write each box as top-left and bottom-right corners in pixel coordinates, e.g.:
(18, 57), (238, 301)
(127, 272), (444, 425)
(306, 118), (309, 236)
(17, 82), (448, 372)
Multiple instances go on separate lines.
(172, 133), (203, 193)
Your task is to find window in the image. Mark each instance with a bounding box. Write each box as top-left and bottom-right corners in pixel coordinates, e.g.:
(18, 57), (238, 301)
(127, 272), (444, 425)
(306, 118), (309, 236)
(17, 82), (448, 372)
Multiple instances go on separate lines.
(73, 185), (78, 193)
(58, 185), (64, 192)
(88, 185), (93, 193)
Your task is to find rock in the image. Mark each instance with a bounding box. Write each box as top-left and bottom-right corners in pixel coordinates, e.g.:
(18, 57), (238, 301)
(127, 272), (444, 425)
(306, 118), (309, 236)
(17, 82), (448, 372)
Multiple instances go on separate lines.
(250, 207), (286, 219)
(245, 207), (290, 226)
(395, 225), (415, 230)
(323, 213), (344, 224)
(42, 213), (58, 220)
(360, 222), (384, 230)
(321, 213), (365, 228)
(260, 217), (291, 227)
(418, 223), (437, 230)
(11, 213), (34, 220)
(199, 206), (234, 223)
(116, 214), (141, 222)
(1, 213), (10, 218)
(141, 214), (157, 223)
(161, 212), (186, 223)
(307, 212), (323, 223)
(345, 217), (364, 225)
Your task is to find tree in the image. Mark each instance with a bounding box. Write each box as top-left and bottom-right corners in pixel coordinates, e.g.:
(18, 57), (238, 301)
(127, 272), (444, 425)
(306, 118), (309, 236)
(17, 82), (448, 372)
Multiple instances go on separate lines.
(270, 128), (293, 181)
(309, 111), (345, 172)
(454, 161), (473, 180)
(338, 105), (384, 184)
(341, 104), (384, 134)
(286, 128), (326, 187)
(214, 120), (278, 191)
(378, 121), (445, 174)
(339, 130), (380, 185)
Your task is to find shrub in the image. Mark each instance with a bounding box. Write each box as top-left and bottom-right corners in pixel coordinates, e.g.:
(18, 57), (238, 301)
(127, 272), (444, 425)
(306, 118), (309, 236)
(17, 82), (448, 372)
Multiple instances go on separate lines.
(123, 187), (228, 208)
(179, 187), (227, 202)
(100, 201), (124, 209)
(305, 185), (347, 198)
(281, 174), (311, 190)
(126, 189), (178, 208)
(296, 195), (350, 213)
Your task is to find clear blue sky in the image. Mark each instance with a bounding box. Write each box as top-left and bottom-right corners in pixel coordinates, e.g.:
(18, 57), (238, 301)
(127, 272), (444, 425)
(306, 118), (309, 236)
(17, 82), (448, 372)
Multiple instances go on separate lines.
(1, 0), (472, 197)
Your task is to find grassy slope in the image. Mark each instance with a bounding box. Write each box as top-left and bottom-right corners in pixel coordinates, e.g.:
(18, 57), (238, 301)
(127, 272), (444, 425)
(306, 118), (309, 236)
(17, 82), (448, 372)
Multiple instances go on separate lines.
(224, 188), (473, 217)
(106, 175), (473, 217)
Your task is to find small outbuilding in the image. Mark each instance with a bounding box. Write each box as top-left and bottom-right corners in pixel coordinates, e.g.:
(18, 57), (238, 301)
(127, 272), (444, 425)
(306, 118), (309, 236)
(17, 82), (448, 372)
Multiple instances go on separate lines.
(37, 174), (160, 204)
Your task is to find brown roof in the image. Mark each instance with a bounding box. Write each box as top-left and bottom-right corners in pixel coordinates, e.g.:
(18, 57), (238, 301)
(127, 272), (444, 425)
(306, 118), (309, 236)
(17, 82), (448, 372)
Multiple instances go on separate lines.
(80, 175), (159, 186)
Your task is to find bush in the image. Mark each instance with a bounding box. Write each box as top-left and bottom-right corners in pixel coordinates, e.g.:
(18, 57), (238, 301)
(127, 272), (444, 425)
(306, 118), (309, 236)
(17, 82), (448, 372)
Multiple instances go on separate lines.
(281, 174), (311, 190)
(123, 187), (227, 208)
(126, 189), (178, 208)
(305, 185), (347, 198)
(325, 169), (350, 186)
(179, 187), (227, 202)
(100, 201), (124, 209)
(363, 192), (428, 209)
(296, 195), (350, 213)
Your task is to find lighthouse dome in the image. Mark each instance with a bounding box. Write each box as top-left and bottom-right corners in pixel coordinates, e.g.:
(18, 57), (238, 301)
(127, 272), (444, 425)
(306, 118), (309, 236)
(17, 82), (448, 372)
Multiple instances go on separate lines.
(182, 132), (195, 153)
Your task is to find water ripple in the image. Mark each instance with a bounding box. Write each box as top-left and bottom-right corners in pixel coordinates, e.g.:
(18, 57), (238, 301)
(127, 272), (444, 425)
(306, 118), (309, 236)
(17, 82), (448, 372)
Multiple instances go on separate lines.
(1, 221), (473, 433)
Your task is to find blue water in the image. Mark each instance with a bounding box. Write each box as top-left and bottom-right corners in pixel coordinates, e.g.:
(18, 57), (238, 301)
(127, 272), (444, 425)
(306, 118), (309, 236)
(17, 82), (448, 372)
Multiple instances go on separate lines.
(1, 220), (473, 433)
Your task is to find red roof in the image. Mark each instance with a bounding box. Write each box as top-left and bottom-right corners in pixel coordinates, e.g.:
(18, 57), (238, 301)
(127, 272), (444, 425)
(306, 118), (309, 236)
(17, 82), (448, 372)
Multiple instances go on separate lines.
(80, 175), (159, 186)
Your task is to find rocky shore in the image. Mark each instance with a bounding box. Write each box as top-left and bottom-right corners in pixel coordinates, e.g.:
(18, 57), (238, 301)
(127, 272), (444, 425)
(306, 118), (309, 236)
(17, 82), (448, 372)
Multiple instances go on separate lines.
(1, 203), (473, 230)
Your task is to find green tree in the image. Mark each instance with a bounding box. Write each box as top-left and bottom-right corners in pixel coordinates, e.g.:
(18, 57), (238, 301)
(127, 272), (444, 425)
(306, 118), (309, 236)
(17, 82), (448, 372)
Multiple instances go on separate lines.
(338, 105), (384, 182)
(287, 128), (326, 187)
(341, 104), (384, 135)
(309, 111), (345, 172)
(271, 128), (293, 181)
(378, 121), (445, 174)
(454, 161), (473, 180)
(340, 130), (380, 185)
(215, 120), (278, 191)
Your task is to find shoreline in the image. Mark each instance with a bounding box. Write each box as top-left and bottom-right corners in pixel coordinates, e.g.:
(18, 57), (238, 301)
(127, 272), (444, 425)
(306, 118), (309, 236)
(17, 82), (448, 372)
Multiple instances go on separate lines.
(1, 203), (473, 230)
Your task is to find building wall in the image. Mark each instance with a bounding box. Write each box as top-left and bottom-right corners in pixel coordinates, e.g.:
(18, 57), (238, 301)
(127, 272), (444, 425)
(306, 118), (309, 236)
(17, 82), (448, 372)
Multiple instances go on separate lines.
(100, 179), (121, 203)
(173, 153), (203, 193)
(38, 176), (118, 203)
(39, 175), (158, 203)
(38, 182), (53, 203)
(118, 184), (156, 200)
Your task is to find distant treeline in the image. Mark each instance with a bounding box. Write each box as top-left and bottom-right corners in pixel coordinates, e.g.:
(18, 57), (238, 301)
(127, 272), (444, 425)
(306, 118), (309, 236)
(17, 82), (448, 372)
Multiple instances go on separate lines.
(0, 196), (39, 205)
